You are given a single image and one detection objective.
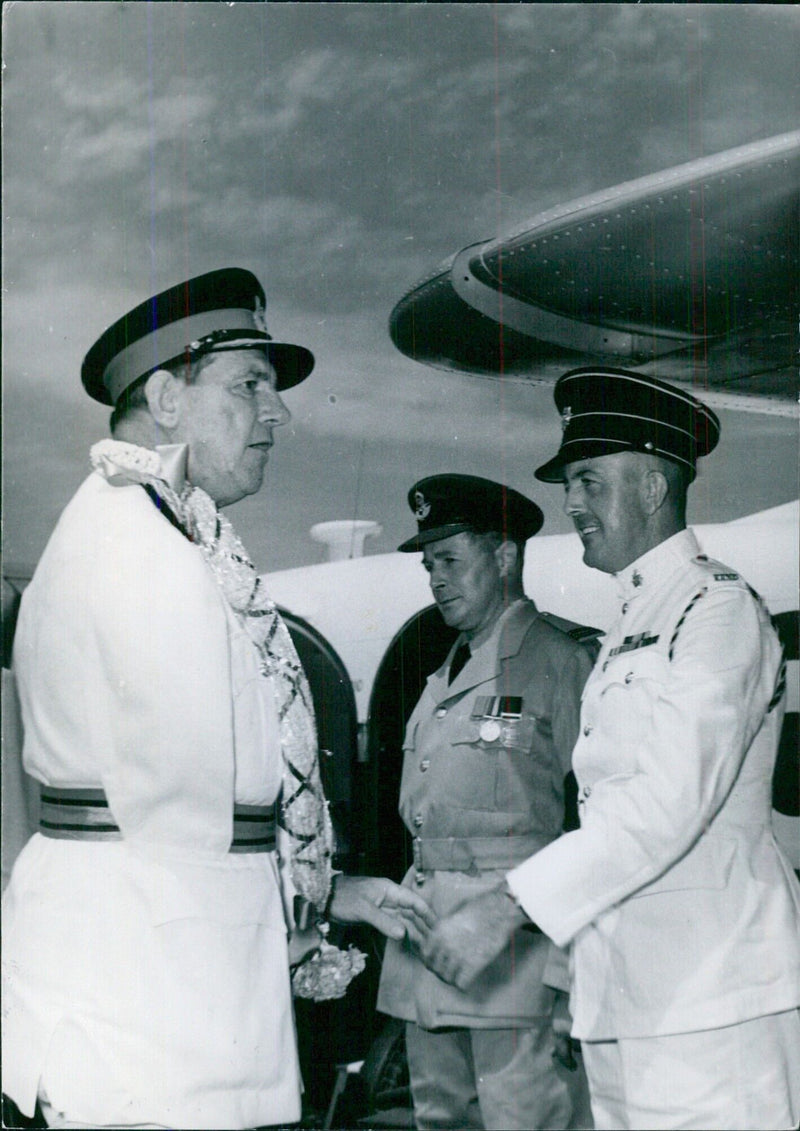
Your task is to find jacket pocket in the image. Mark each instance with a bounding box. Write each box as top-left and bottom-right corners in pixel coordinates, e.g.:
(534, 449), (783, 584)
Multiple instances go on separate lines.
(600, 648), (669, 693)
(629, 835), (737, 899)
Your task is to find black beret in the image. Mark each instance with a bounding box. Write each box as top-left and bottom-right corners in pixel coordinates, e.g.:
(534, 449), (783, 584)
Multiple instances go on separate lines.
(81, 267), (314, 405)
(534, 366), (720, 483)
(398, 474), (544, 552)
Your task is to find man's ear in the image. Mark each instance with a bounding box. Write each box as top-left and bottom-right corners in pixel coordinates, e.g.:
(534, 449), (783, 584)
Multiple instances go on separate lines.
(495, 540), (519, 578)
(642, 469), (669, 516)
(144, 369), (183, 429)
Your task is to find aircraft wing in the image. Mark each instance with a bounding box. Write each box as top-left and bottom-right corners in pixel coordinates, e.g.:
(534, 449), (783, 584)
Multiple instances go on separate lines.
(390, 132), (800, 415)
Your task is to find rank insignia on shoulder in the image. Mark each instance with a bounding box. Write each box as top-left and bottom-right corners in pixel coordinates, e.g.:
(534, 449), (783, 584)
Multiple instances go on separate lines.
(608, 632), (660, 658)
(713, 572), (739, 581)
(567, 624), (604, 644)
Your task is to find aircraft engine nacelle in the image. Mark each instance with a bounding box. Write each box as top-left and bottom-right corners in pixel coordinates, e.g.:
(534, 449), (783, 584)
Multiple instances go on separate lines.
(389, 131), (800, 410)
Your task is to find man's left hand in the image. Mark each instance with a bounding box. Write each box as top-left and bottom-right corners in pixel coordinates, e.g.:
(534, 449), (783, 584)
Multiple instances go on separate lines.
(329, 875), (436, 945)
(419, 884), (533, 990)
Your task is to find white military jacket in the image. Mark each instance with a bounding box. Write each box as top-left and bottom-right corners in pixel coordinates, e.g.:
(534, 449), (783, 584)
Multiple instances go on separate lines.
(2, 464), (301, 1128)
(508, 529), (800, 1040)
(378, 599), (595, 1029)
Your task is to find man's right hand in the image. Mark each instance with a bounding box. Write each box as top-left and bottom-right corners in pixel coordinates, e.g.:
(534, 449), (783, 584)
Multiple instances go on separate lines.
(329, 875), (436, 946)
(419, 883), (533, 990)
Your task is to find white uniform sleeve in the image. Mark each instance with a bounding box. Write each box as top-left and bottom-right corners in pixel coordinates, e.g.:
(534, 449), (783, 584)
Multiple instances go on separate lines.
(508, 586), (779, 946)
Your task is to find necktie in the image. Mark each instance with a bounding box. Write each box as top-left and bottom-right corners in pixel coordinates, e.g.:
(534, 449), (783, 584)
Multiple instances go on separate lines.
(448, 641), (471, 684)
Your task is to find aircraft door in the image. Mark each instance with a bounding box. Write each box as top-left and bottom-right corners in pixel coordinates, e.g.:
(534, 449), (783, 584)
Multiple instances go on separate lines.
(280, 607), (359, 870)
(363, 604), (458, 883)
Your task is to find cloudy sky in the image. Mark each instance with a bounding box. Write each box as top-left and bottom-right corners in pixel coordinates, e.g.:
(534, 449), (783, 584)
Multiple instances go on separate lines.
(3, 2), (799, 575)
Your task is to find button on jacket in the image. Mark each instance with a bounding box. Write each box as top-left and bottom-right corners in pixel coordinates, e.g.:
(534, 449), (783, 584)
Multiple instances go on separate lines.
(508, 529), (800, 1040)
(378, 599), (595, 1029)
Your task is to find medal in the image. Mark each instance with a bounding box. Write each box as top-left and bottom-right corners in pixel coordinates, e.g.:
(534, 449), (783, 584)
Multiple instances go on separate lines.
(479, 719), (502, 742)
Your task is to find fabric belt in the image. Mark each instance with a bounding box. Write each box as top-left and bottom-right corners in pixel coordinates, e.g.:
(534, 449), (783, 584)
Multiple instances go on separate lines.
(412, 833), (551, 878)
(39, 787), (277, 853)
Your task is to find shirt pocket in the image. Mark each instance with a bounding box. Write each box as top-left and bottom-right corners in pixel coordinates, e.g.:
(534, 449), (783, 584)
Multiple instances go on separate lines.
(448, 717), (503, 811)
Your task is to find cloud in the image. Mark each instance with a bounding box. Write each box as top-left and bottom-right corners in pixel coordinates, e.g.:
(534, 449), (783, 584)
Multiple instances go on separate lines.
(4, 2), (799, 574)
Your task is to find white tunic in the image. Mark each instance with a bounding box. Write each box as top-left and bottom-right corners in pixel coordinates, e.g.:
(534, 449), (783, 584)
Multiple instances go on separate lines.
(508, 529), (800, 1040)
(2, 470), (301, 1128)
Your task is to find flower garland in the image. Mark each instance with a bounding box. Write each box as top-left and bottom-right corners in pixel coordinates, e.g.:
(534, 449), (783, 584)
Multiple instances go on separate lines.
(90, 440), (365, 999)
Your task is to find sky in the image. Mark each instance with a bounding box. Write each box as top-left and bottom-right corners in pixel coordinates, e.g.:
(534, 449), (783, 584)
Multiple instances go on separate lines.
(3, 1), (799, 576)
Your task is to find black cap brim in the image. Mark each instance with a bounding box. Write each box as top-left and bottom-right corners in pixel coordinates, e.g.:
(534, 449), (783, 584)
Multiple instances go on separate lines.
(397, 522), (475, 553)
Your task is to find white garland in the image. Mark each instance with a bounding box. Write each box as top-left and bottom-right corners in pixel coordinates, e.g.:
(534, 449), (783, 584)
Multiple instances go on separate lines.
(90, 440), (366, 1000)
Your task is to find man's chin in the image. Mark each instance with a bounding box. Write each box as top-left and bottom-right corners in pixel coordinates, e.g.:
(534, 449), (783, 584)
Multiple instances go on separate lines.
(437, 604), (459, 627)
(218, 473), (266, 508)
(582, 546), (616, 575)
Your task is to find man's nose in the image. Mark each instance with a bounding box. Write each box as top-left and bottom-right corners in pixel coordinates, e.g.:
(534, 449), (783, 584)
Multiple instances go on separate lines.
(428, 565), (446, 590)
(563, 483), (582, 517)
(258, 387), (291, 426)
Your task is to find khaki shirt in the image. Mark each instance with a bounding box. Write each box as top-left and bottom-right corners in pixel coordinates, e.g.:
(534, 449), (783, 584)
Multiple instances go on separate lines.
(378, 598), (595, 1028)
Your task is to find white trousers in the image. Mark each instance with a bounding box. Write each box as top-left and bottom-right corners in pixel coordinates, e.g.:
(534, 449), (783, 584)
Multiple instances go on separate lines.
(581, 1008), (800, 1130)
(40, 1103), (165, 1128)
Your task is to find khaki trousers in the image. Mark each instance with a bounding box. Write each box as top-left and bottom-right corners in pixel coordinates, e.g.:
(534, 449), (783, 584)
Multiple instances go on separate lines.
(405, 1021), (592, 1130)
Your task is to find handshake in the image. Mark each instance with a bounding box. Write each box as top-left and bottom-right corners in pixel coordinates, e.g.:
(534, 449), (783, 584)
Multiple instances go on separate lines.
(321, 875), (534, 992)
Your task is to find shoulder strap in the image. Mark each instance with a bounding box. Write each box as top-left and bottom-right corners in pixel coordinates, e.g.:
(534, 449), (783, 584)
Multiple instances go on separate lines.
(538, 611), (603, 652)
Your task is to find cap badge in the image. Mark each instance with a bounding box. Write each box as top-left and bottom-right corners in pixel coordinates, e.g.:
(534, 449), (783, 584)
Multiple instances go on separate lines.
(253, 294), (269, 336)
(561, 405), (573, 431)
(414, 491), (431, 520)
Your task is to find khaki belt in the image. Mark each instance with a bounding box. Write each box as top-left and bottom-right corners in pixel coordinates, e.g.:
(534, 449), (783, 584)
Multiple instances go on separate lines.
(39, 787), (277, 853)
(412, 833), (551, 880)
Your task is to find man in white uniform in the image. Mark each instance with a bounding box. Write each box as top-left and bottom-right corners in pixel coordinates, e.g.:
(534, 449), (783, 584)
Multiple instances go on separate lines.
(1, 268), (432, 1130)
(418, 367), (800, 1130)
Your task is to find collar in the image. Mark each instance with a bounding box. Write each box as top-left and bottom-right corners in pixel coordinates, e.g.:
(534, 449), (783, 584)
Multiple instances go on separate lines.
(465, 597), (529, 658)
(155, 444), (189, 492)
(614, 528), (700, 603)
(91, 439), (189, 494)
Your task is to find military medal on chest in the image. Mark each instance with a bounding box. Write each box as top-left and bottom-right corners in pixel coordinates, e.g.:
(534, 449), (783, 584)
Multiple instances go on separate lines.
(472, 695), (529, 747)
(479, 718), (503, 742)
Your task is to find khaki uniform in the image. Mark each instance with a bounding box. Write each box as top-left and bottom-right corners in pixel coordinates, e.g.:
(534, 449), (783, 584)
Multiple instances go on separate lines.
(378, 599), (595, 1127)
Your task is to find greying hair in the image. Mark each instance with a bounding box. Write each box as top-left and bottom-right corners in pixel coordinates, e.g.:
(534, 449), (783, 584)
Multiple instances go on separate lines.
(109, 354), (211, 433)
(466, 529), (527, 572)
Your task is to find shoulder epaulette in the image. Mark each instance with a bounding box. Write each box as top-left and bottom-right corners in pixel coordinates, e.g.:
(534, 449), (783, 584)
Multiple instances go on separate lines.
(693, 554), (745, 585)
(568, 624), (604, 644)
(539, 611), (603, 645)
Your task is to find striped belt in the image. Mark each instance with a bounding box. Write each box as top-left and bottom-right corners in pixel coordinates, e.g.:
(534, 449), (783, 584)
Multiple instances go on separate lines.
(39, 787), (277, 853)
